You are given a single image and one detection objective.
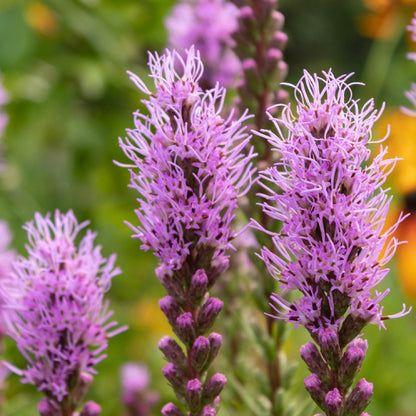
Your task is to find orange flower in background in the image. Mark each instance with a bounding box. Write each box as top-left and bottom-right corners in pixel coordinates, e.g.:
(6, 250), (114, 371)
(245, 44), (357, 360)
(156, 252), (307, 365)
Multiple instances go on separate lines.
(379, 110), (416, 194)
(377, 109), (416, 299)
(357, 0), (416, 38)
(24, 2), (58, 38)
(396, 212), (416, 298)
(131, 297), (172, 337)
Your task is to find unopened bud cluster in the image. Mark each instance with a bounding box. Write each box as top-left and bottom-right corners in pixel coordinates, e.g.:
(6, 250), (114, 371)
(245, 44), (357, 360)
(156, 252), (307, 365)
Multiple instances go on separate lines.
(232, 0), (288, 130)
(302, 332), (372, 416)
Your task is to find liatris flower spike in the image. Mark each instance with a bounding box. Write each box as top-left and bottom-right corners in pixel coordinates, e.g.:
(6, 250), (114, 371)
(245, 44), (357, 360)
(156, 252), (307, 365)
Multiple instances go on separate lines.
(256, 70), (410, 415)
(118, 47), (255, 415)
(0, 210), (126, 416)
(166, 0), (240, 89)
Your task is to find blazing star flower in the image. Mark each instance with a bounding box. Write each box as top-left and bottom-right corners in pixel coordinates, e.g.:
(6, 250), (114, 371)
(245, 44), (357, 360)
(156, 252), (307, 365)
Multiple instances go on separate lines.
(120, 47), (255, 274)
(119, 47), (255, 415)
(1, 210), (125, 410)
(257, 70), (409, 414)
(165, 0), (240, 88)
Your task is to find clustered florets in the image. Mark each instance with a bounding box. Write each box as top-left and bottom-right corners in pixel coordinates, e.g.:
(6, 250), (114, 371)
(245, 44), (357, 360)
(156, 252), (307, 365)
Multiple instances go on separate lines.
(120, 47), (255, 275)
(258, 70), (406, 335)
(1, 210), (124, 403)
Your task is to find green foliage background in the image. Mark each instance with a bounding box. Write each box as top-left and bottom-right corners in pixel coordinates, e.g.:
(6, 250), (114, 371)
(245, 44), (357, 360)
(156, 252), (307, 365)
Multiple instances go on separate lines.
(0, 0), (415, 415)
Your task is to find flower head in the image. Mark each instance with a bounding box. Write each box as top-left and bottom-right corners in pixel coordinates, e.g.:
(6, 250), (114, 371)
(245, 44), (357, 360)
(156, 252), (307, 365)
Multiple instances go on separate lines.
(1, 210), (124, 402)
(119, 47), (255, 272)
(165, 0), (240, 88)
(257, 70), (408, 333)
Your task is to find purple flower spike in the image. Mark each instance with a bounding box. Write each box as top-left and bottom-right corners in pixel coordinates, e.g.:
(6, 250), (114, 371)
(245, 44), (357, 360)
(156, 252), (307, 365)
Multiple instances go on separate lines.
(257, 70), (410, 414)
(165, 0), (240, 88)
(1, 210), (126, 412)
(119, 47), (254, 413)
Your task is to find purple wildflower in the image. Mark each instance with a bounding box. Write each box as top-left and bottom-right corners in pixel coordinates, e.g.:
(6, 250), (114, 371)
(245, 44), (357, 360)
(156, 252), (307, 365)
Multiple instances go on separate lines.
(1, 210), (125, 413)
(165, 0), (240, 88)
(119, 47), (255, 274)
(119, 47), (255, 414)
(256, 70), (409, 414)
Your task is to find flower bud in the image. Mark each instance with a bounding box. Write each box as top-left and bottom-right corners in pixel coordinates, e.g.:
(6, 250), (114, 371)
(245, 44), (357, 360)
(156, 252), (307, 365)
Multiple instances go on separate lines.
(156, 266), (184, 301)
(191, 336), (210, 371)
(159, 296), (181, 328)
(241, 59), (261, 94)
(38, 398), (60, 416)
(208, 257), (229, 286)
(271, 9), (284, 28)
(196, 298), (223, 335)
(189, 269), (208, 305)
(256, 0), (278, 27)
(264, 48), (283, 77)
(339, 339), (367, 388)
(300, 342), (329, 383)
(344, 378), (373, 415)
(238, 6), (256, 38)
(271, 31), (288, 50)
(277, 60), (288, 83)
(202, 373), (227, 404)
(304, 374), (326, 409)
(80, 401), (102, 416)
(73, 372), (94, 404)
(186, 378), (202, 412)
(208, 332), (222, 363)
(175, 312), (195, 346)
(339, 308), (376, 348)
(202, 406), (217, 416)
(318, 327), (341, 367)
(325, 388), (342, 415)
(275, 88), (289, 105)
(159, 336), (187, 367)
(162, 363), (186, 395)
(162, 402), (185, 416)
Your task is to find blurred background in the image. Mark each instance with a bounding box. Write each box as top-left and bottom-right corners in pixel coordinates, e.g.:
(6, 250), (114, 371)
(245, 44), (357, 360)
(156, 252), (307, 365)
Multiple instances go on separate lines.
(0, 0), (415, 415)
